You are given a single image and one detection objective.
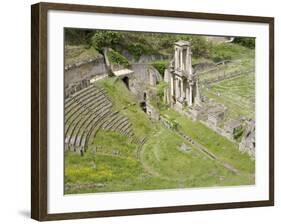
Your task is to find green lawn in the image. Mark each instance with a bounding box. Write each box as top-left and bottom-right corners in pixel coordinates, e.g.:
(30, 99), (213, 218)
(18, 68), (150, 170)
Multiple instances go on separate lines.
(65, 77), (254, 194)
(91, 130), (138, 157)
(202, 73), (255, 120)
(65, 120), (254, 194)
(141, 127), (253, 187)
(199, 43), (255, 120)
(161, 108), (255, 174)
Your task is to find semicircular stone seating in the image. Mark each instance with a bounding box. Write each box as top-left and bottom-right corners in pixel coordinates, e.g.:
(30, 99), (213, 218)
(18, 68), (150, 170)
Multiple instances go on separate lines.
(64, 84), (141, 156)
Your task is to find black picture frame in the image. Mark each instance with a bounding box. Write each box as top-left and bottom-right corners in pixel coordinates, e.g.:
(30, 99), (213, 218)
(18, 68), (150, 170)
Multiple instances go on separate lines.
(31, 2), (274, 221)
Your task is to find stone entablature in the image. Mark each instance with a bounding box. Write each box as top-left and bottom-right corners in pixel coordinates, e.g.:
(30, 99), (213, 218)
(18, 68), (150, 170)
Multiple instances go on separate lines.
(173, 41), (193, 77)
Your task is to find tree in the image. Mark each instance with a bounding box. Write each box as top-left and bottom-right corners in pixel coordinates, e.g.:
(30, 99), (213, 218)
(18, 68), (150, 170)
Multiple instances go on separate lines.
(233, 37), (255, 49)
(91, 31), (124, 51)
(65, 28), (94, 45)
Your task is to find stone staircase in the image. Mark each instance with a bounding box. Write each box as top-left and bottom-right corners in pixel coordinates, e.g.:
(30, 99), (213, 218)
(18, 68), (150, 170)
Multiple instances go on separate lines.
(64, 84), (144, 156)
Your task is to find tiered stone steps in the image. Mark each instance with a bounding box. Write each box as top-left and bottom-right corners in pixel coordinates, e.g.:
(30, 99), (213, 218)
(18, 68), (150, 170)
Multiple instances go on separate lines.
(135, 137), (147, 160)
(101, 112), (134, 137)
(65, 89), (107, 124)
(64, 84), (144, 156)
(64, 84), (113, 154)
(65, 85), (101, 111)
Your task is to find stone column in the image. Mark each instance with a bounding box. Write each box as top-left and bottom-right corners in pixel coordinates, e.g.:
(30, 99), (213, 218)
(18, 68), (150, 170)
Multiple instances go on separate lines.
(189, 84), (193, 106)
(186, 87), (189, 104)
(174, 78), (177, 98)
(174, 48), (177, 70)
(195, 81), (201, 105)
(180, 78), (184, 99)
(182, 49), (186, 71)
(175, 78), (180, 99)
(175, 47), (178, 70)
(180, 49), (183, 71)
(188, 49), (192, 75)
(170, 75), (174, 98)
(186, 50), (189, 74)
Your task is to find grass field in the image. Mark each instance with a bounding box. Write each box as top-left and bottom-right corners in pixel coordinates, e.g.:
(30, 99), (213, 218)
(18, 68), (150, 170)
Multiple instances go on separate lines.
(161, 109), (255, 174)
(65, 122), (254, 194)
(202, 73), (255, 120)
(199, 43), (255, 120)
(64, 78), (254, 194)
(141, 127), (253, 187)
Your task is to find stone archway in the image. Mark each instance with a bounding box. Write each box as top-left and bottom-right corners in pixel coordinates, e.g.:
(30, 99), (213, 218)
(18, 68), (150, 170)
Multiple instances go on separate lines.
(139, 101), (147, 113)
(122, 76), (129, 89)
(143, 92), (147, 101)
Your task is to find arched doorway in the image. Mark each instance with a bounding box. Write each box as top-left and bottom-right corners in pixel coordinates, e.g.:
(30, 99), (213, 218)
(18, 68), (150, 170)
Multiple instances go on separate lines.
(143, 92), (147, 101)
(140, 101), (147, 113)
(122, 76), (129, 89)
(140, 92), (147, 113)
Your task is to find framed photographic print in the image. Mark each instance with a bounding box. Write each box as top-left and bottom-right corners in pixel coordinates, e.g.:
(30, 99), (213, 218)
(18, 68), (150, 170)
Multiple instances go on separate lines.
(31, 2), (274, 221)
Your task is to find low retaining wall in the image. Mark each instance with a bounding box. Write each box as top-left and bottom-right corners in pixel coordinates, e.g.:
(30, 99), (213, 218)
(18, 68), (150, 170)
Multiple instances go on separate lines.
(65, 56), (107, 86)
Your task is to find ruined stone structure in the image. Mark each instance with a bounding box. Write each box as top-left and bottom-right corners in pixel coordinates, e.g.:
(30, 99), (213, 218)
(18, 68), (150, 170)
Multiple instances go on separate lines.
(207, 104), (226, 127)
(225, 119), (243, 136)
(164, 41), (201, 110)
(239, 120), (255, 158)
(130, 63), (162, 102)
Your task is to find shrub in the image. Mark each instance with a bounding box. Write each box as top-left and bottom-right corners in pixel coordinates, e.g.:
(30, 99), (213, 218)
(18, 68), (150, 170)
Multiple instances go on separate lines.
(209, 43), (234, 62)
(151, 60), (169, 76)
(107, 50), (130, 67)
(127, 43), (155, 60)
(65, 28), (94, 46)
(156, 82), (168, 98)
(233, 37), (255, 49)
(91, 31), (124, 52)
(234, 127), (244, 141)
(212, 52), (232, 63)
(189, 36), (210, 58)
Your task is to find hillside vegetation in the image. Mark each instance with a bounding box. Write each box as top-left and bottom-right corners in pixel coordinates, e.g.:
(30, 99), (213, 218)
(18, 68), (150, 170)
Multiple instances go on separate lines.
(65, 29), (255, 64)
(65, 45), (101, 66)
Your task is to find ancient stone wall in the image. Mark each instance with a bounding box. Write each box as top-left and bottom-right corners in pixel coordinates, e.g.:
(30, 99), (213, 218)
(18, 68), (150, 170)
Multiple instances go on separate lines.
(130, 63), (162, 101)
(120, 50), (169, 63)
(200, 69), (254, 85)
(65, 56), (107, 86)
